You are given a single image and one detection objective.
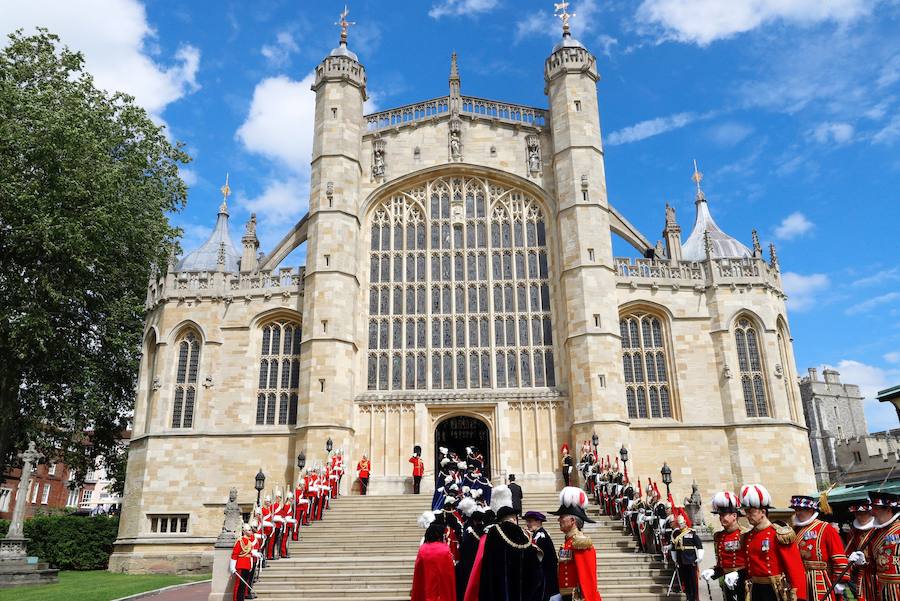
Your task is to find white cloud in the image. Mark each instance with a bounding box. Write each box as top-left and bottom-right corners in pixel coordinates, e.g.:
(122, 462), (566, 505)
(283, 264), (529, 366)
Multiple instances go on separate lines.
(606, 111), (714, 146)
(852, 267), (900, 287)
(428, 0), (499, 19)
(0, 0), (200, 118)
(885, 352), (900, 364)
(781, 272), (830, 311)
(707, 122), (754, 146)
(237, 177), (308, 237)
(846, 291), (900, 315)
(236, 73), (317, 171)
(811, 122), (855, 144)
(823, 359), (900, 432)
(179, 167), (198, 187)
(261, 31), (299, 67)
(636, 0), (875, 46)
(873, 114), (900, 144)
(774, 212), (814, 240)
(514, 0), (617, 53)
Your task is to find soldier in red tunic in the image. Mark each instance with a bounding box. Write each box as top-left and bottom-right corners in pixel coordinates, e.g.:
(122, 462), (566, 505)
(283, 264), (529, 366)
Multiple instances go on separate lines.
(270, 490), (284, 559)
(790, 495), (849, 601)
(357, 454), (372, 495)
(303, 471), (318, 524)
(230, 523), (256, 601)
(293, 478), (308, 536)
(845, 497), (877, 601)
(703, 491), (748, 601)
(550, 486), (603, 601)
(280, 494), (295, 558)
(726, 483), (806, 601)
(410, 445), (425, 494)
(259, 495), (276, 560)
(864, 491), (900, 601)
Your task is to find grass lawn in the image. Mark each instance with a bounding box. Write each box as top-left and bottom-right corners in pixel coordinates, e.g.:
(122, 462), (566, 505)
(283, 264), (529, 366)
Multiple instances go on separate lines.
(0, 570), (210, 601)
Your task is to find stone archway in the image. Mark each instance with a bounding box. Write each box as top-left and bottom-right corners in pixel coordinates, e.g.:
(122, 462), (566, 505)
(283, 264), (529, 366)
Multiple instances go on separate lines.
(434, 415), (491, 479)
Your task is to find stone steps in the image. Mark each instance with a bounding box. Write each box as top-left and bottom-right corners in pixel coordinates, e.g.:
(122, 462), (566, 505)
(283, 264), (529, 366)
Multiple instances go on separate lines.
(253, 493), (678, 601)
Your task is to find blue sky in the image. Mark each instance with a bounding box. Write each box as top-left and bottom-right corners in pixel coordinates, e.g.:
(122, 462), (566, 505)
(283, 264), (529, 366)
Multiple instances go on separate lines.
(4, 0), (899, 430)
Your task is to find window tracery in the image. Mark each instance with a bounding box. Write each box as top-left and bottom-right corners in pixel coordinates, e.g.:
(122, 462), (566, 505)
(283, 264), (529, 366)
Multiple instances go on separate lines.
(256, 321), (300, 425)
(366, 176), (555, 390)
(735, 317), (769, 417)
(620, 312), (673, 419)
(172, 331), (200, 428)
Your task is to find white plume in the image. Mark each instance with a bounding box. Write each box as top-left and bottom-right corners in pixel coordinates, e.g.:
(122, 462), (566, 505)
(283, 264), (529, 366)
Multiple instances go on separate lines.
(417, 511), (436, 529)
(459, 497), (477, 517)
(491, 484), (513, 513)
(560, 486), (588, 509)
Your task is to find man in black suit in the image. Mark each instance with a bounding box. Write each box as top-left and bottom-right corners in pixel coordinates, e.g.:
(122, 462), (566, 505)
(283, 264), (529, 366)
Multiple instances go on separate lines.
(508, 474), (523, 517)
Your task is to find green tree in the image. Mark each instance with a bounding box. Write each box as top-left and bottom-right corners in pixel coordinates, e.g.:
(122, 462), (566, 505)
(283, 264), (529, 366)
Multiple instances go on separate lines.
(0, 30), (189, 481)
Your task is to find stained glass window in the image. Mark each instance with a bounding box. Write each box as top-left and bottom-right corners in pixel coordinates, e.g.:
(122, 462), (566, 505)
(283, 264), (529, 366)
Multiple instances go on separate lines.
(619, 313), (673, 419)
(256, 321), (300, 425)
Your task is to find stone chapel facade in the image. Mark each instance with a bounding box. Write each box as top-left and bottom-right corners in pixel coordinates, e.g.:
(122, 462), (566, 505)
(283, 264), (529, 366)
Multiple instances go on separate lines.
(110, 26), (815, 573)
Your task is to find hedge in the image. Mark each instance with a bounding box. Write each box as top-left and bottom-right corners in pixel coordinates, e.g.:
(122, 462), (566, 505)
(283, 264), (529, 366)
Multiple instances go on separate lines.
(0, 515), (119, 570)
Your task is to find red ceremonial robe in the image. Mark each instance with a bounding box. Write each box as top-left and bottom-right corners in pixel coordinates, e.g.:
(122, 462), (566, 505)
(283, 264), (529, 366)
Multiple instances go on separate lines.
(411, 541), (457, 601)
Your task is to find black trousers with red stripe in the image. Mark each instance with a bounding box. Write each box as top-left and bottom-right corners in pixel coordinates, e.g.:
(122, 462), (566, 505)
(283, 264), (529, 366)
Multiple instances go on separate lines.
(233, 568), (252, 601)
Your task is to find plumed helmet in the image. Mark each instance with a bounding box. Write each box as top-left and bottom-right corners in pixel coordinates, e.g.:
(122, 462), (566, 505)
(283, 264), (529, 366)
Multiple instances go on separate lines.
(417, 511), (436, 529)
(711, 491), (742, 515)
(549, 486), (595, 523)
(457, 461), (467, 470)
(439, 446), (448, 455)
(242, 522), (252, 533)
(441, 458), (450, 467)
(264, 495), (271, 503)
(459, 497), (477, 517)
(491, 484), (516, 519)
(561, 444), (570, 454)
(740, 484), (773, 509)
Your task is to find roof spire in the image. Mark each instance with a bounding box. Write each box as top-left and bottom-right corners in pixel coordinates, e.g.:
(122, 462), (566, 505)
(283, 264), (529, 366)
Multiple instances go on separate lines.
(450, 51), (459, 81)
(691, 159), (705, 202)
(554, 2), (575, 37)
(219, 173), (231, 214)
(335, 5), (356, 47)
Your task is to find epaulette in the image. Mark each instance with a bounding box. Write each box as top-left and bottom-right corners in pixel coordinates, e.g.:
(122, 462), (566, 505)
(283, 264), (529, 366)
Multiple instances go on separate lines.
(739, 526), (752, 535)
(571, 531), (594, 550)
(774, 524), (796, 545)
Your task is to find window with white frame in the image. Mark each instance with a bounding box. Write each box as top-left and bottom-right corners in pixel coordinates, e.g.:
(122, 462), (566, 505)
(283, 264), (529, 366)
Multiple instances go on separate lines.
(41, 484), (50, 504)
(256, 321), (300, 425)
(172, 331), (200, 428)
(148, 514), (189, 534)
(30, 481), (39, 503)
(366, 176), (555, 391)
(81, 489), (92, 504)
(620, 312), (674, 419)
(735, 317), (769, 417)
(0, 488), (11, 512)
(47, 463), (56, 476)
(66, 486), (79, 508)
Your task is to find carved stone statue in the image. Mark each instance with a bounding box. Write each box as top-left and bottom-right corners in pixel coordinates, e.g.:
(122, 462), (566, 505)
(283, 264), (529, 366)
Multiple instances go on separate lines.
(372, 138), (386, 178)
(665, 203), (676, 226)
(526, 135), (541, 175)
(683, 481), (705, 528)
(216, 487), (242, 545)
(449, 130), (461, 160)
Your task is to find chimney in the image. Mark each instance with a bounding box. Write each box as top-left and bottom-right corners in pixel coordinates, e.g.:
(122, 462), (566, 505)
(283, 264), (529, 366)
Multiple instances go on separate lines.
(823, 369), (841, 385)
(808, 367), (818, 382)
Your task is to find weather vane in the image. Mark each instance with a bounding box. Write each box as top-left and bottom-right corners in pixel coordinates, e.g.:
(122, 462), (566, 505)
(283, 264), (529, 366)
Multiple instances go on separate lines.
(335, 5), (356, 45)
(219, 173), (231, 212)
(691, 160), (705, 200)
(554, 2), (575, 36)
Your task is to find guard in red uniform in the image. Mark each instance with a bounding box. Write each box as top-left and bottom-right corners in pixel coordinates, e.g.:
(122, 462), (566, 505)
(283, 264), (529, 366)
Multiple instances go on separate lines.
(333, 450), (345, 495)
(357, 454), (371, 495)
(864, 491), (900, 601)
(230, 523), (255, 601)
(280, 494), (295, 558)
(845, 498), (877, 601)
(729, 484), (806, 601)
(271, 490), (284, 559)
(702, 491), (748, 601)
(410, 445), (425, 495)
(293, 479), (308, 537)
(260, 495), (276, 560)
(550, 486), (603, 601)
(790, 495), (849, 601)
(303, 471), (318, 524)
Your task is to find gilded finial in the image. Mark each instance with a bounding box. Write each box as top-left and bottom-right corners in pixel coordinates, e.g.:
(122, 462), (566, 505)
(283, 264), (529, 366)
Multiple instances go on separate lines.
(554, 2), (574, 36)
(335, 5), (356, 46)
(219, 173), (231, 214)
(691, 159), (705, 201)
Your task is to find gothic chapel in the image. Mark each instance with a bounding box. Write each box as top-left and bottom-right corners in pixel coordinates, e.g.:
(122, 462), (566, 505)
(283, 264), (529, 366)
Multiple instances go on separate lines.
(111, 14), (815, 572)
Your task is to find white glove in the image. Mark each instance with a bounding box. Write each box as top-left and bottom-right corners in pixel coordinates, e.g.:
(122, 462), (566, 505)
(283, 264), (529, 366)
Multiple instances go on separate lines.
(549, 595), (563, 601)
(724, 571), (740, 589)
(849, 551), (866, 565)
(696, 549), (705, 563)
(251, 550), (261, 559)
(229, 559), (236, 574)
(671, 551), (678, 563)
(701, 568), (715, 581)
(835, 584), (846, 596)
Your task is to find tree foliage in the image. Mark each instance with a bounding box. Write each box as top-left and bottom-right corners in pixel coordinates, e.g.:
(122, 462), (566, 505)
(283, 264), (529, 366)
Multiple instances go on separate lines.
(0, 30), (189, 481)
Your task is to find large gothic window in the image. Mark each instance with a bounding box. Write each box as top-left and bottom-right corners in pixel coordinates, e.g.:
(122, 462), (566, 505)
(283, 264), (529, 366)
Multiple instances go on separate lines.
(366, 176), (555, 391)
(256, 321), (300, 425)
(620, 312), (673, 419)
(735, 317), (769, 417)
(172, 331), (199, 428)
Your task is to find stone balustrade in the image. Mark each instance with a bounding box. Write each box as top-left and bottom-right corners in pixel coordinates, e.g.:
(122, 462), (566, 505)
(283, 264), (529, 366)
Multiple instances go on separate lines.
(146, 267), (305, 308)
(614, 257), (782, 291)
(365, 95), (547, 132)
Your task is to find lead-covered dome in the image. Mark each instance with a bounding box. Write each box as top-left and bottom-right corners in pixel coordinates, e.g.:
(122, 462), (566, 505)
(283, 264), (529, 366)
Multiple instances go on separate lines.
(176, 200), (241, 273)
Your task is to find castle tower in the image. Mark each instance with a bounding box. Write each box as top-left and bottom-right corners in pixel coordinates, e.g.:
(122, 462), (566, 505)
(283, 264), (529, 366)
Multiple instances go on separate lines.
(297, 9), (367, 478)
(543, 10), (628, 449)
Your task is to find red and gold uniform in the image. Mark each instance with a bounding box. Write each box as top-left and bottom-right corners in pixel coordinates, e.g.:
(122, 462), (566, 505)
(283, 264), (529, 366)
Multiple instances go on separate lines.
(793, 517), (849, 601)
(280, 498), (295, 558)
(741, 522), (807, 601)
(869, 514), (900, 601)
(260, 500), (276, 560)
(846, 515), (877, 601)
(357, 457), (371, 496)
(230, 531), (255, 601)
(293, 482), (308, 535)
(713, 528), (748, 577)
(558, 529), (602, 601)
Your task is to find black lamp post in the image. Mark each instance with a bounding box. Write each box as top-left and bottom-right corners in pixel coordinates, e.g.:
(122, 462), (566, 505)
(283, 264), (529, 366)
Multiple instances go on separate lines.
(254, 469), (266, 506)
(325, 437), (333, 454)
(619, 444), (628, 474)
(591, 432), (599, 449)
(660, 462), (672, 497)
(297, 452), (306, 471)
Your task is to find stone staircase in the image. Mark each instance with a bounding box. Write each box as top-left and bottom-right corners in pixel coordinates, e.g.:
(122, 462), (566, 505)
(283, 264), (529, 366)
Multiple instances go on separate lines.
(253, 492), (679, 601)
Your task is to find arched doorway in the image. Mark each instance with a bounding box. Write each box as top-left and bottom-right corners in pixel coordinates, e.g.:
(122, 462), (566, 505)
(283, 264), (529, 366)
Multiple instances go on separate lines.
(434, 415), (491, 480)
